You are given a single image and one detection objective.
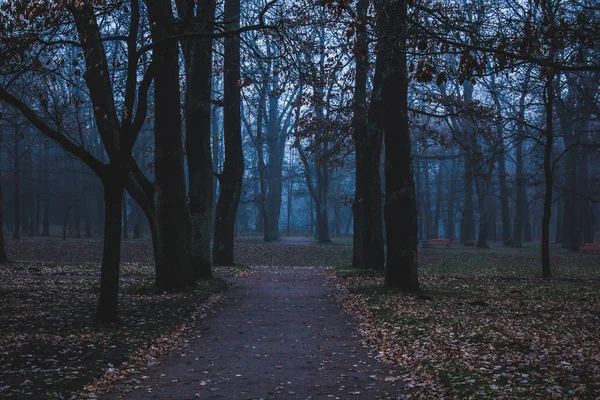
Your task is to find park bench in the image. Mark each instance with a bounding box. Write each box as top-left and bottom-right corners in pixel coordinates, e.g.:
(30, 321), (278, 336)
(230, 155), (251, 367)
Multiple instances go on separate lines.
(582, 243), (600, 253)
(426, 238), (451, 248)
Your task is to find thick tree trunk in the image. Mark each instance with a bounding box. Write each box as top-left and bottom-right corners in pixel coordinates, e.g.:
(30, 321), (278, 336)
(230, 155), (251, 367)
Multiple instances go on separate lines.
(213, 0), (243, 265)
(264, 49), (284, 242)
(381, 0), (419, 291)
(180, 0), (215, 279)
(352, 0), (384, 270)
(96, 172), (125, 323)
(146, 0), (194, 289)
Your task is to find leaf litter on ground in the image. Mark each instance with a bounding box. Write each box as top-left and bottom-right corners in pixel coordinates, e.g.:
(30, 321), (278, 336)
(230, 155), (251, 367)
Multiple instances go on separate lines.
(332, 247), (600, 399)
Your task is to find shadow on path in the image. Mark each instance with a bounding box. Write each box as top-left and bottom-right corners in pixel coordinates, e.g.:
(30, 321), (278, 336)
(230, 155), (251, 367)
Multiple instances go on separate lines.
(103, 267), (404, 399)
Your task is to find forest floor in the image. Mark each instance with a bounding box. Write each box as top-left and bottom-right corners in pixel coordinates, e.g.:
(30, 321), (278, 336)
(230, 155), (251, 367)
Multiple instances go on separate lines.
(0, 238), (598, 399)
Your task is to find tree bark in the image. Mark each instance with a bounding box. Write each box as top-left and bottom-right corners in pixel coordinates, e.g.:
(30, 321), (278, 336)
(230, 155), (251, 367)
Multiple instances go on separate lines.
(352, 0), (384, 270)
(461, 160), (475, 245)
(146, 0), (194, 288)
(541, 72), (554, 279)
(122, 191), (128, 239)
(13, 131), (20, 240)
(213, 0), (243, 265)
(96, 170), (126, 323)
(381, 0), (419, 291)
(42, 138), (50, 236)
(446, 158), (458, 240)
(179, 0), (216, 278)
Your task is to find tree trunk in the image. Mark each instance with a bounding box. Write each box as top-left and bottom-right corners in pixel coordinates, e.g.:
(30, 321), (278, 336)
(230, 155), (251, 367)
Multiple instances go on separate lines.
(0, 133), (8, 264)
(512, 122), (526, 246)
(122, 191), (128, 239)
(498, 150), (511, 244)
(352, 0), (384, 270)
(523, 188), (533, 242)
(433, 162), (443, 238)
(381, 0), (419, 291)
(541, 74), (554, 279)
(264, 49), (284, 242)
(213, 0), (243, 265)
(13, 132), (20, 240)
(475, 175), (490, 248)
(42, 138), (50, 236)
(96, 172), (125, 323)
(180, 0), (216, 279)
(146, 0), (194, 289)
(446, 158), (458, 240)
(461, 160), (475, 245)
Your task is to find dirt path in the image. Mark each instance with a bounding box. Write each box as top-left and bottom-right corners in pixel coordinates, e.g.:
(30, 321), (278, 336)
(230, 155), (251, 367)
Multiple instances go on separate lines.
(103, 267), (405, 399)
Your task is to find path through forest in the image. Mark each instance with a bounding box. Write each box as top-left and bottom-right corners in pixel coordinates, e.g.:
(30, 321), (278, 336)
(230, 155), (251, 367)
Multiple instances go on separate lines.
(103, 267), (405, 399)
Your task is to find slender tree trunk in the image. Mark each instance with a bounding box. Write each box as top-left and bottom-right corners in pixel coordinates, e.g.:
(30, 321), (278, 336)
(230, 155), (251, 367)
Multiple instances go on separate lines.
(475, 175), (490, 248)
(423, 162), (435, 239)
(512, 135), (526, 246)
(42, 137), (51, 236)
(211, 105), (220, 236)
(541, 74), (554, 279)
(286, 163), (293, 236)
(213, 0), (243, 265)
(498, 151), (511, 244)
(446, 158), (458, 240)
(381, 0), (419, 290)
(461, 160), (475, 245)
(433, 162), (443, 238)
(523, 189), (533, 242)
(0, 133), (8, 264)
(122, 191), (128, 239)
(13, 132), (20, 240)
(555, 197), (562, 243)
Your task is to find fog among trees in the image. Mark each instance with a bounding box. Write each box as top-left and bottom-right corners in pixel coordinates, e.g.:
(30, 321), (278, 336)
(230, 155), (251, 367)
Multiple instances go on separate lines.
(1, 0), (599, 322)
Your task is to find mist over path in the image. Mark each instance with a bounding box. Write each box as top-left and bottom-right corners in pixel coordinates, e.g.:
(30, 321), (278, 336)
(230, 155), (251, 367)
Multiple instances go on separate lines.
(103, 267), (405, 399)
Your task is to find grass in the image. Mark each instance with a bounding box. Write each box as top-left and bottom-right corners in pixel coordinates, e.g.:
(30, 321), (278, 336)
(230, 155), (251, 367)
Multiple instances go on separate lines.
(0, 261), (228, 399)
(335, 247), (600, 399)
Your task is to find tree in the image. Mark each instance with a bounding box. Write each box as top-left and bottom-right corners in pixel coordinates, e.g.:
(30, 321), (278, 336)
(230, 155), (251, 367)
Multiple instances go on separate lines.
(213, 0), (244, 265)
(380, 0), (419, 291)
(178, 0), (216, 278)
(352, 0), (384, 270)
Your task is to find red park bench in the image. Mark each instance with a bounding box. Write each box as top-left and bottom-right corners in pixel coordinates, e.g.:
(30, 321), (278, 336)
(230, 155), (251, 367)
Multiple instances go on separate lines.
(582, 243), (600, 253)
(426, 239), (451, 248)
